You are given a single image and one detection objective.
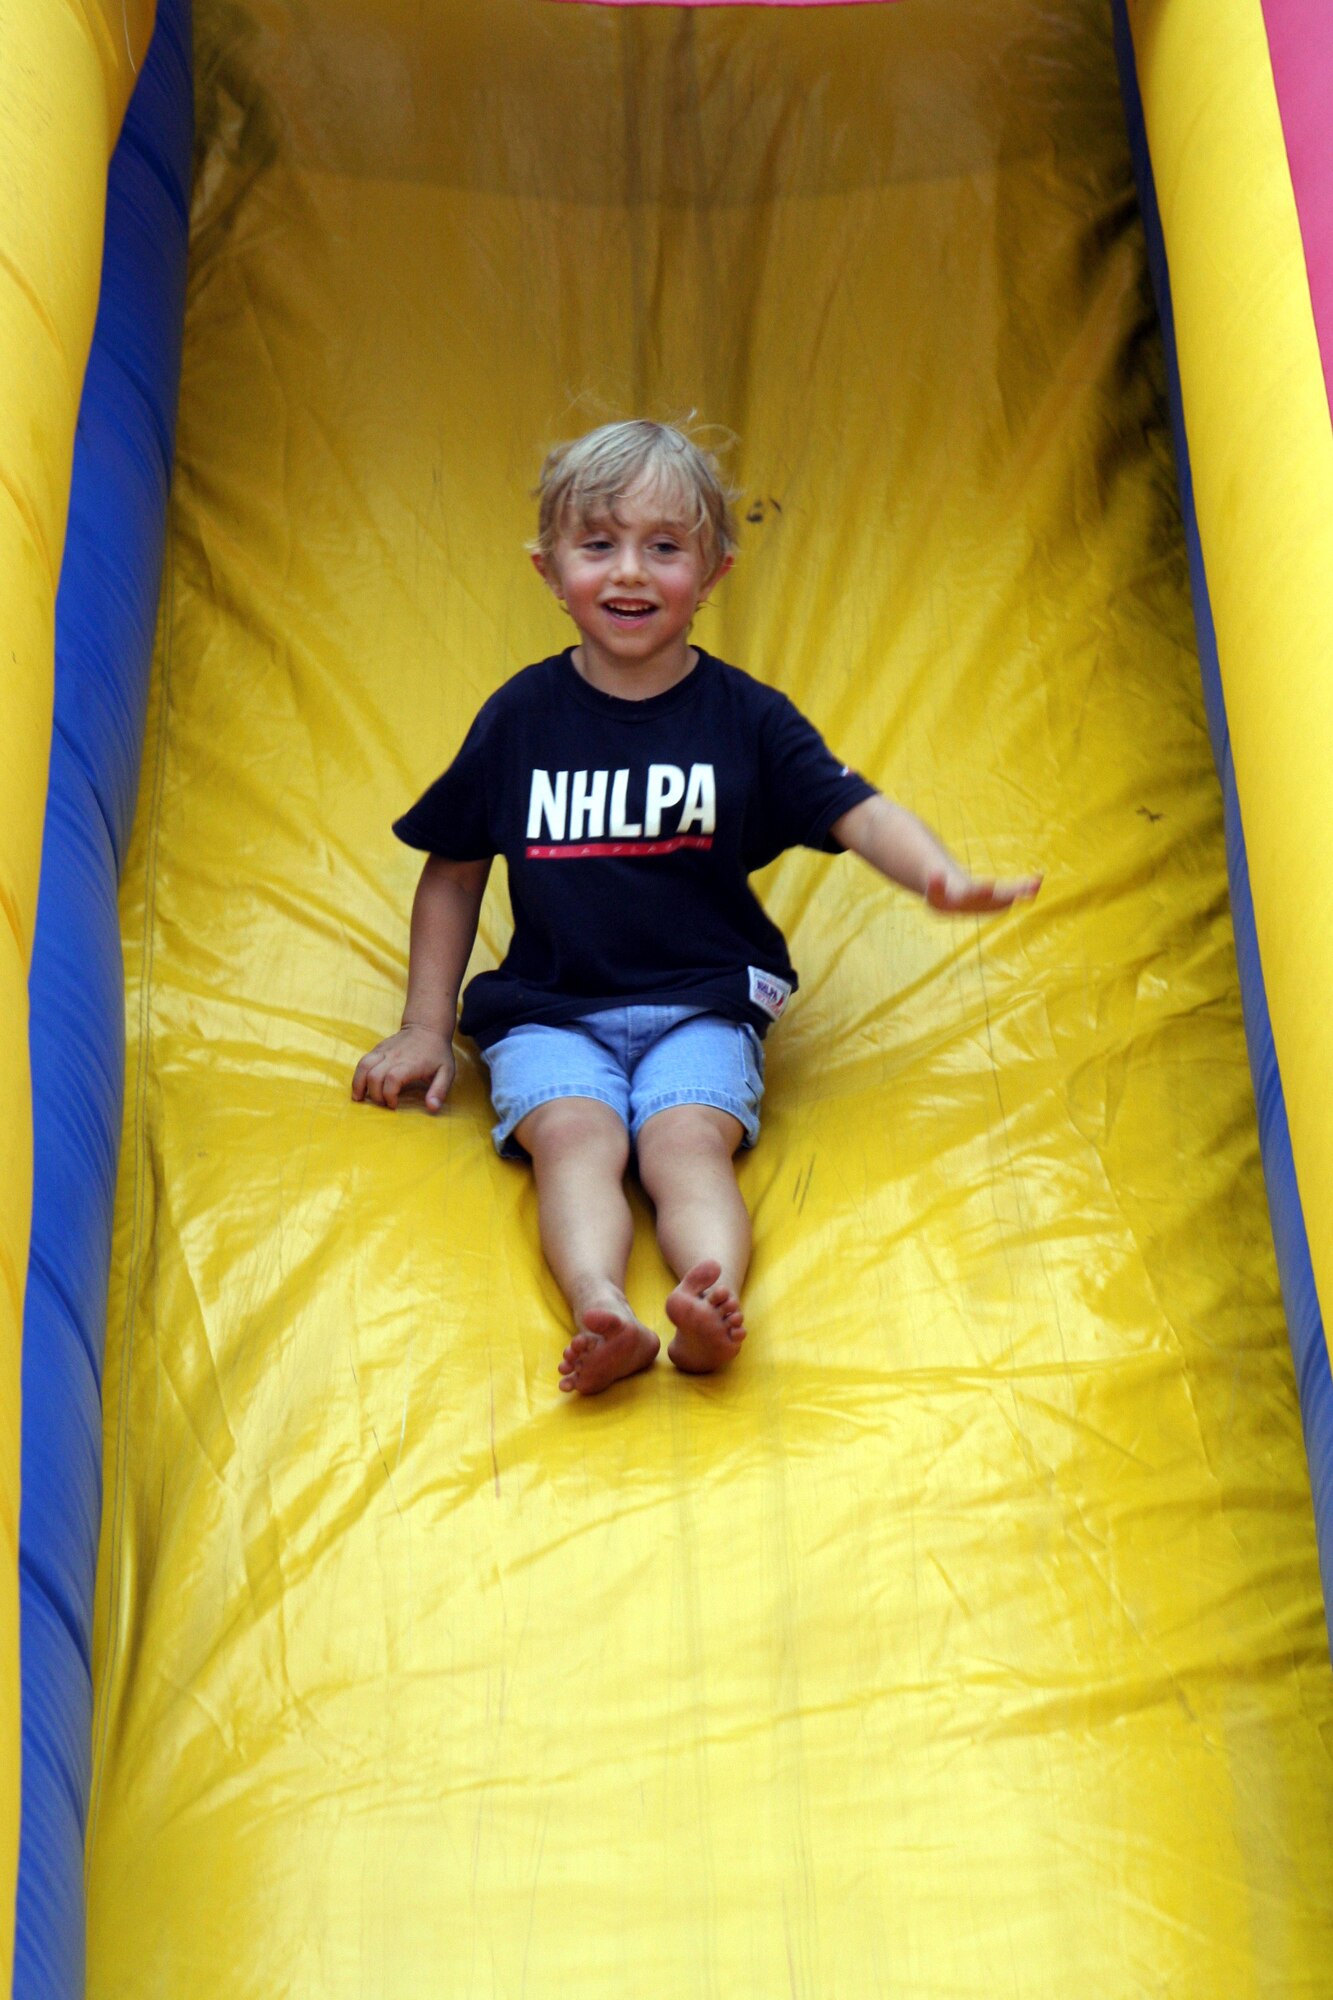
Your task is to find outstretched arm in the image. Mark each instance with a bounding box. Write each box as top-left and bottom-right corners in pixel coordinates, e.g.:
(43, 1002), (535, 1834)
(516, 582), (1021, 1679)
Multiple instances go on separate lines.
(830, 795), (1041, 914)
(352, 854), (492, 1111)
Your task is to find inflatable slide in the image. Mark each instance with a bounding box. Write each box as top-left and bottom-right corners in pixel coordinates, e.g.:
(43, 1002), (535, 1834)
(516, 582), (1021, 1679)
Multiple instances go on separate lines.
(4, 0), (1333, 1992)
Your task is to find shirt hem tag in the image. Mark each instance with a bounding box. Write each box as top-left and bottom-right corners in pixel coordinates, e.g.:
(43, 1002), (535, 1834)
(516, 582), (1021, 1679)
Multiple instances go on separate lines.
(748, 966), (792, 1022)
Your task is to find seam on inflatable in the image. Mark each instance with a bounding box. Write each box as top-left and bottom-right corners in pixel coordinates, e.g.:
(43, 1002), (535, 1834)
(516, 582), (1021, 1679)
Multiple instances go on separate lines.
(87, 334), (179, 501)
(18, 1547), (90, 1674)
(0, 459), (60, 596)
(1, 1237), (22, 1334)
(50, 717), (122, 887)
(25, 1242), (102, 1381)
(119, 127), (192, 234)
(0, 240), (75, 375)
(70, 0), (136, 109)
(1, 874), (24, 967)
(85, 509), (176, 1878)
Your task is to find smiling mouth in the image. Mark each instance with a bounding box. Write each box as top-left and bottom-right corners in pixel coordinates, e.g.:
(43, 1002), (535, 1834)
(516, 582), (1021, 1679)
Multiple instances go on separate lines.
(603, 600), (657, 622)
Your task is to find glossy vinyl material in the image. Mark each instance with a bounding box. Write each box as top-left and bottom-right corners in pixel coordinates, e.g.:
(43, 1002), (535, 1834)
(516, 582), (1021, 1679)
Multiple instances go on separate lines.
(0, 0), (156, 1984)
(1112, 0), (1333, 1636)
(17, 2), (191, 1994)
(1126, 0), (1333, 1338)
(87, 2), (1333, 1993)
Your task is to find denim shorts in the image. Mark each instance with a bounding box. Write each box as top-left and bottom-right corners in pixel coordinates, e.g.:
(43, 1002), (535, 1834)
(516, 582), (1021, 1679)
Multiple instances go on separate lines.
(480, 1004), (765, 1158)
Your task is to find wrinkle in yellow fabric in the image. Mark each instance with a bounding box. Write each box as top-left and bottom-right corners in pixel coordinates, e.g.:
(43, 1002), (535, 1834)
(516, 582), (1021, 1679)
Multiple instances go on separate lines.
(88, 3), (1333, 1995)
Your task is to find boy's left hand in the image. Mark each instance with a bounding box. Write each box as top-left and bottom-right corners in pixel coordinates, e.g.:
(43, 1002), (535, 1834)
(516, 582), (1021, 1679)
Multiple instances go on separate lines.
(925, 868), (1042, 914)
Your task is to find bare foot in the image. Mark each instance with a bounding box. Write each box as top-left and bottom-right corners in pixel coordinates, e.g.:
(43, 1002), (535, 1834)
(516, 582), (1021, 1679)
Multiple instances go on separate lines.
(559, 1304), (660, 1395)
(665, 1260), (747, 1375)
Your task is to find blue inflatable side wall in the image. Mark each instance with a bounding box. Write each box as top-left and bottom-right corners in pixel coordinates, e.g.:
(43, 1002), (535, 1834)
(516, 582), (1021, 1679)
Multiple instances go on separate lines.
(14, 6), (192, 1994)
(1111, 0), (1333, 1647)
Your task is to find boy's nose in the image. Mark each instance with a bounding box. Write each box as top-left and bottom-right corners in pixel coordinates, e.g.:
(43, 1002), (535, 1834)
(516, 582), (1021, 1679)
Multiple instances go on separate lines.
(611, 544), (646, 582)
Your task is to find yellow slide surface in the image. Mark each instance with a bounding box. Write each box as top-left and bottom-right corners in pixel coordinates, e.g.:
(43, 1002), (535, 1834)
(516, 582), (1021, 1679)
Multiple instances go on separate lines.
(88, 2), (1333, 1993)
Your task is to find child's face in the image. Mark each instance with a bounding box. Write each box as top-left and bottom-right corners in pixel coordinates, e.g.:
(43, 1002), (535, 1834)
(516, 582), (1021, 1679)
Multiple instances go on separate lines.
(533, 477), (730, 667)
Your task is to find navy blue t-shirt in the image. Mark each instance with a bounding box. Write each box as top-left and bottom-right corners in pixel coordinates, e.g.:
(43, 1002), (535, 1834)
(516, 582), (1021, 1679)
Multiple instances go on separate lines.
(393, 648), (877, 1048)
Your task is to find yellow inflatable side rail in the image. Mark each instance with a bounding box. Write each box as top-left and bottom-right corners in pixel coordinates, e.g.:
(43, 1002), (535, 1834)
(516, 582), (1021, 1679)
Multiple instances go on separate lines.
(1122, 0), (1333, 1603)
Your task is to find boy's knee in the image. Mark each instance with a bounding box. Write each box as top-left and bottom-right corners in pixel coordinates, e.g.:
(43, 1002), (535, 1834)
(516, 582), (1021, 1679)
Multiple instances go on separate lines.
(637, 1104), (742, 1182)
(517, 1095), (628, 1166)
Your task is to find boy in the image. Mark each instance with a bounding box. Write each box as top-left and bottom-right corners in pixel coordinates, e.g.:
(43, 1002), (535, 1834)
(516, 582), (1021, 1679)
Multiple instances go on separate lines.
(353, 422), (1039, 1394)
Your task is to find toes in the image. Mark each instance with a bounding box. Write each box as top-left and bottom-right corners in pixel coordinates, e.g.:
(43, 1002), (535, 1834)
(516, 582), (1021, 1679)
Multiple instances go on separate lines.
(683, 1258), (723, 1297)
(560, 1330), (601, 1382)
(703, 1284), (746, 1339)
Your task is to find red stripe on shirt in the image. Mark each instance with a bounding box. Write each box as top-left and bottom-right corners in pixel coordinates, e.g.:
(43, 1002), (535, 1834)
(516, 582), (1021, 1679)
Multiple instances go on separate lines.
(525, 835), (715, 860)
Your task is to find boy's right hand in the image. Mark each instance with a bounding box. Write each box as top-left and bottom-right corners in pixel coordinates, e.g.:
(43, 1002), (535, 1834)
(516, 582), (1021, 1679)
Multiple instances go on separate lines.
(352, 1025), (455, 1113)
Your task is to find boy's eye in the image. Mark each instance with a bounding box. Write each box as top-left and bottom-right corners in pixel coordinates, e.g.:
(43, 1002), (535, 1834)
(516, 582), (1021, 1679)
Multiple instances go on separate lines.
(651, 540), (681, 555)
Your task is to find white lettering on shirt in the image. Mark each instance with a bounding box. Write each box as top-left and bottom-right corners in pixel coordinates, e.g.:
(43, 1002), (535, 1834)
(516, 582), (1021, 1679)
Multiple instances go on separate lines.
(609, 769), (643, 838)
(527, 769), (568, 841)
(526, 765), (718, 848)
(679, 763), (717, 836)
(569, 769), (608, 841)
(644, 764), (686, 838)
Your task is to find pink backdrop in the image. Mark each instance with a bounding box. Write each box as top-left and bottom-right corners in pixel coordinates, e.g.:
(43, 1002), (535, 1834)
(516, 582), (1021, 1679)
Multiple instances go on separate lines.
(1261, 0), (1333, 424)
(550, 2), (895, 9)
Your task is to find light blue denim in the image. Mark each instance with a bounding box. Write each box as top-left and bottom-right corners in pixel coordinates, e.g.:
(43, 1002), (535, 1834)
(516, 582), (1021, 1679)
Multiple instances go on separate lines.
(481, 1004), (765, 1158)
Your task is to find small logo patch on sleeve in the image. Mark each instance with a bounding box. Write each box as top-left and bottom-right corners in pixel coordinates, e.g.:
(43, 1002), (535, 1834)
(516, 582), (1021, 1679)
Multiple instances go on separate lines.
(748, 966), (793, 1021)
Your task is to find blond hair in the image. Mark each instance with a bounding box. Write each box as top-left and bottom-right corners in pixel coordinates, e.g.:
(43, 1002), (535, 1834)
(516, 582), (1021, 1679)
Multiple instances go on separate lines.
(534, 420), (739, 573)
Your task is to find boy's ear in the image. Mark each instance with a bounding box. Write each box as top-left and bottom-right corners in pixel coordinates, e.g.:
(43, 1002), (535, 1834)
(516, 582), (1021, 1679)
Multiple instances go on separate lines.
(697, 553), (735, 605)
(531, 550), (565, 603)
